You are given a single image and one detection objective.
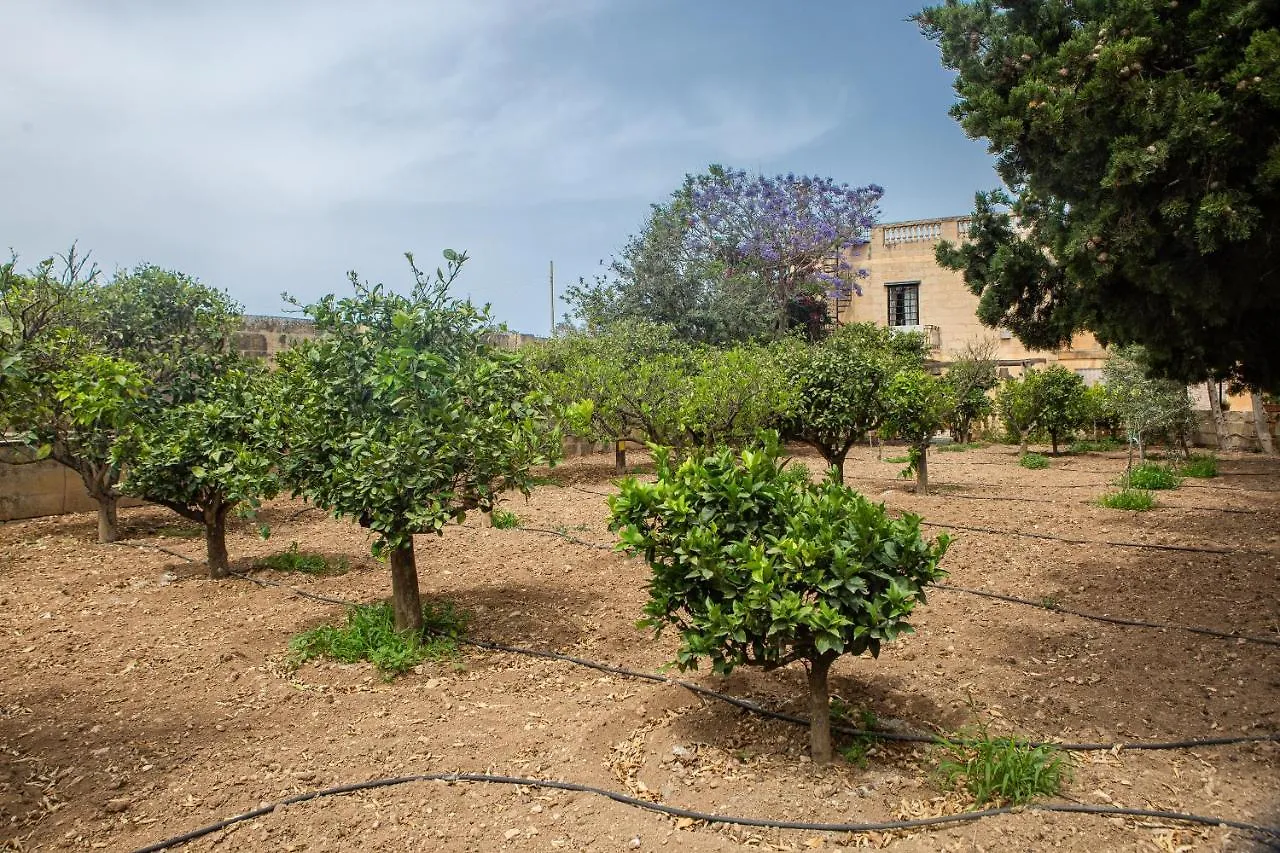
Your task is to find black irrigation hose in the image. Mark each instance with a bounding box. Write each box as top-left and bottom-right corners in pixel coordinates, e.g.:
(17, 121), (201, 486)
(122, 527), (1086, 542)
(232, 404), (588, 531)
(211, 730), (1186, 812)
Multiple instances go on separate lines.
(130, 770), (1280, 853)
(916, 519), (1261, 556)
(932, 583), (1280, 648)
(936, 491), (1260, 515)
(223, 569), (1280, 752)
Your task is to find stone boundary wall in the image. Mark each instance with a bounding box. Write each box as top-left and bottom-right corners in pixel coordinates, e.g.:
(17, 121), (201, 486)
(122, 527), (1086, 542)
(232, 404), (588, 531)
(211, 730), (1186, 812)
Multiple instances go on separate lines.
(1192, 410), (1279, 452)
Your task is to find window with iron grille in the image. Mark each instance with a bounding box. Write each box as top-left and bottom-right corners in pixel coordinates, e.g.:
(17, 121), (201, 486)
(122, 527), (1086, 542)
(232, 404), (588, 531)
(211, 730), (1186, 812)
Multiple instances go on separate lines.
(886, 282), (920, 327)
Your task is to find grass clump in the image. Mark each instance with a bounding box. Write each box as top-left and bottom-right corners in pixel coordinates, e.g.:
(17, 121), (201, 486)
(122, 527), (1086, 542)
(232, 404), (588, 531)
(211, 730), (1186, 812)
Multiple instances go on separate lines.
(832, 703), (882, 768)
(936, 442), (988, 453)
(288, 601), (468, 678)
(490, 508), (521, 529)
(1120, 462), (1181, 490)
(1178, 453), (1218, 479)
(884, 454), (911, 464)
(1095, 489), (1155, 511)
(937, 728), (1070, 806)
(1018, 452), (1049, 470)
(256, 542), (348, 575)
(1067, 438), (1124, 453)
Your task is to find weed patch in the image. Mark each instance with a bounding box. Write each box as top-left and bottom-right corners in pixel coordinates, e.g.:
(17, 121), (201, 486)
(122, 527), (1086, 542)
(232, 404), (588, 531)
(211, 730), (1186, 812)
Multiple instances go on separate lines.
(832, 700), (882, 768)
(1095, 489), (1155, 511)
(1120, 462), (1181, 490)
(1178, 454), (1218, 479)
(936, 442), (988, 453)
(1067, 438), (1124, 453)
(884, 454), (911, 464)
(1019, 452), (1049, 470)
(288, 601), (467, 678)
(256, 542), (348, 575)
(490, 509), (521, 529)
(936, 728), (1070, 806)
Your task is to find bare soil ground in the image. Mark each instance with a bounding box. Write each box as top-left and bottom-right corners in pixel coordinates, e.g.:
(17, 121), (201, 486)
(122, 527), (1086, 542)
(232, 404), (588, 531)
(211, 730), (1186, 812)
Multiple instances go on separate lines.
(1, 444), (1278, 853)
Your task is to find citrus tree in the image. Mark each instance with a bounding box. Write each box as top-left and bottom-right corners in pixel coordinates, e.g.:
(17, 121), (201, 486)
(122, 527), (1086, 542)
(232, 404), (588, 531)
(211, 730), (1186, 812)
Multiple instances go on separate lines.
(274, 251), (560, 632)
(610, 437), (949, 764)
(118, 365), (280, 577)
(780, 323), (929, 480)
(1036, 365), (1088, 456)
(883, 370), (952, 495)
(996, 371), (1041, 454)
(678, 343), (795, 451)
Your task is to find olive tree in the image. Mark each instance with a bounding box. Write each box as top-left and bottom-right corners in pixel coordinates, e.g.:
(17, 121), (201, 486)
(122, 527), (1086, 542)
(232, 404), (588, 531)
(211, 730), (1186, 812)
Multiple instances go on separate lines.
(1103, 345), (1194, 465)
(118, 365), (280, 577)
(274, 251), (560, 632)
(610, 437), (949, 764)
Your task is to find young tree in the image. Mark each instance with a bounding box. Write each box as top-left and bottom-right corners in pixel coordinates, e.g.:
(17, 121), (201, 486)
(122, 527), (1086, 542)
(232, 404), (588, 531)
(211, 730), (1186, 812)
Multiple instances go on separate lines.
(117, 365), (280, 577)
(780, 323), (930, 481)
(943, 337), (998, 444)
(530, 321), (691, 471)
(921, 1), (1280, 392)
(1035, 365), (1088, 456)
(0, 254), (240, 541)
(883, 370), (952, 496)
(274, 251), (560, 632)
(1102, 345), (1194, 466)
(678, 344), (795, 451)
(610, 438), (950, 764)
(996, 371), (1040, 454)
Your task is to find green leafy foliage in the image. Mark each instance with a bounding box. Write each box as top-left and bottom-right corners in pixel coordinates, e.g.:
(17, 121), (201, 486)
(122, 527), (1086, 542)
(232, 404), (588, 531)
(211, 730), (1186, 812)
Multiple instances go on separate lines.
(1095, 489), (1156, 511)
(1103, 345), (1194, 461)
(118, 365), (280, 576)
(1019, 452), (1049, 470)
(921, 1), (1280, 391)
(1120, 463), (1181, 491)
(1068, 438), (1124, 454)
(288, 601), (467, 679)
(943, 338), (998, 444)
(779, 322), (930, 479)
(274, 252), (560, 554)
(489, 509), (521, 530)
(996, 372), (1041, 451)
(936, 727), (1071, 807)
(678, 343), (795, 451)
(936, 442), (988, 453)
(609, 436), (949, 761)
(1033, 366), (1088, 455)
(256, 542), (347, 575)
(882, 369), (952, 494)
(1178, 454), (1218, 479)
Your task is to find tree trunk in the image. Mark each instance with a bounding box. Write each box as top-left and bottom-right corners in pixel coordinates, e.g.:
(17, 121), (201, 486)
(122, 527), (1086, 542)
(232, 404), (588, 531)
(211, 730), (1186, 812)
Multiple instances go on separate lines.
(1251, 391), (1276, 455)
(389, 538), (424, 633)
(96, 495), (119, 544)
(1019, 431), (1028, 455)
(807, 653), (837, 765)
(1207, 381), (1231, 451)
(1050, 432), (1059, 456)
(915, 444), (929, 496)
(204, 506), (230, 579)
(615, 439), (627, 474)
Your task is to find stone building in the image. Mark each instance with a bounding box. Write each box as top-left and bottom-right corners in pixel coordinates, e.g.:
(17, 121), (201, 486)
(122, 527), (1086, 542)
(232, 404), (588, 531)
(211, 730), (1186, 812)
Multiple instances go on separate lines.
(833, 215), (1109, 381)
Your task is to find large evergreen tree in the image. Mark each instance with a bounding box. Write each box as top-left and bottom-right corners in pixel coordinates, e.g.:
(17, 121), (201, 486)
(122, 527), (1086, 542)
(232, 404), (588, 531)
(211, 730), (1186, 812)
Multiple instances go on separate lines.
(920, 0), (1280, 391)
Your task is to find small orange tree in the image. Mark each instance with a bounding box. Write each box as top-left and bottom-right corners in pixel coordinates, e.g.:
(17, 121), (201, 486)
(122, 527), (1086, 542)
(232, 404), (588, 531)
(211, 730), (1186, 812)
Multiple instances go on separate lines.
(610, 436), (949, 764)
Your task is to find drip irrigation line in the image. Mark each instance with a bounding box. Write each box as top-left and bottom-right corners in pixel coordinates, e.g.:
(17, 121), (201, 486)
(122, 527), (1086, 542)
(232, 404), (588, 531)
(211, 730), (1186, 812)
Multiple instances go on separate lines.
(932, 583), (1280, 648)
(224, 570), (1280, 752)
(936, 492), (1258, 515)
(916, 520), (1257, 556)
(130, 770), (1280, 853)
(518, 526), (615, 551)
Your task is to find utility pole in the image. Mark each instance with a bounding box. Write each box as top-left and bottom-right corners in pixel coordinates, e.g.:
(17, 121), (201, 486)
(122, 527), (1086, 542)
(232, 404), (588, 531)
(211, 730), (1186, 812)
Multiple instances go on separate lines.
(549, 260), (555, 337)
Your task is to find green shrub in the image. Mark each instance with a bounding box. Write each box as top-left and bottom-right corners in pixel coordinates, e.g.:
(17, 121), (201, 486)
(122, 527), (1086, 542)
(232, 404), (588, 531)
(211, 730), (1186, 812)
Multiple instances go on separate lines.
(1019, 452), (1049, 470)
(256, 542), (348, 575)
(288, 601), (467, 678)
(1067, 438), (1124, 453)
(936, 442), (988, 453)
(490, 508), (521, 529)
(1095, 489), (1155, 511)
(937, 728), (1070, 806)
(610, 436), (950, 765)
(884, 454), (911, 464)
(1120, 462), (1181, 490)
(1178, 453), (1218, 479)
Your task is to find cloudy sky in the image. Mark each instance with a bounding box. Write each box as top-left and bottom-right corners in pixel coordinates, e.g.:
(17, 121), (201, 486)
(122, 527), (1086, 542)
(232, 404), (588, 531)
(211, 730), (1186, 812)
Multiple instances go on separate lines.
(1, 0), (998, 333)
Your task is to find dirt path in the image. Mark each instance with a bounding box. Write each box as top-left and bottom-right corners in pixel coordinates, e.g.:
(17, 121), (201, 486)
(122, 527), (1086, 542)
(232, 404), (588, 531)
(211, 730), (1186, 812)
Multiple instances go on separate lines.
(1, 444), (1277, 852)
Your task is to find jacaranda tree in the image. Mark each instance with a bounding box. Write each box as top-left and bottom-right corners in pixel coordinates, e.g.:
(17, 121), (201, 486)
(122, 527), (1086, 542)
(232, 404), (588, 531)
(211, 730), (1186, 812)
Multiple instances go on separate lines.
(274, 251), (560, 632)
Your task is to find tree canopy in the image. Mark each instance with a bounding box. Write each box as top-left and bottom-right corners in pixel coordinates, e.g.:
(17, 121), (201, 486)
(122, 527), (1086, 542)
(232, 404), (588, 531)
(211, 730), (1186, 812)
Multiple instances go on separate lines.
(920, 0), (1280, 391)
(566, 165), (883, 343)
